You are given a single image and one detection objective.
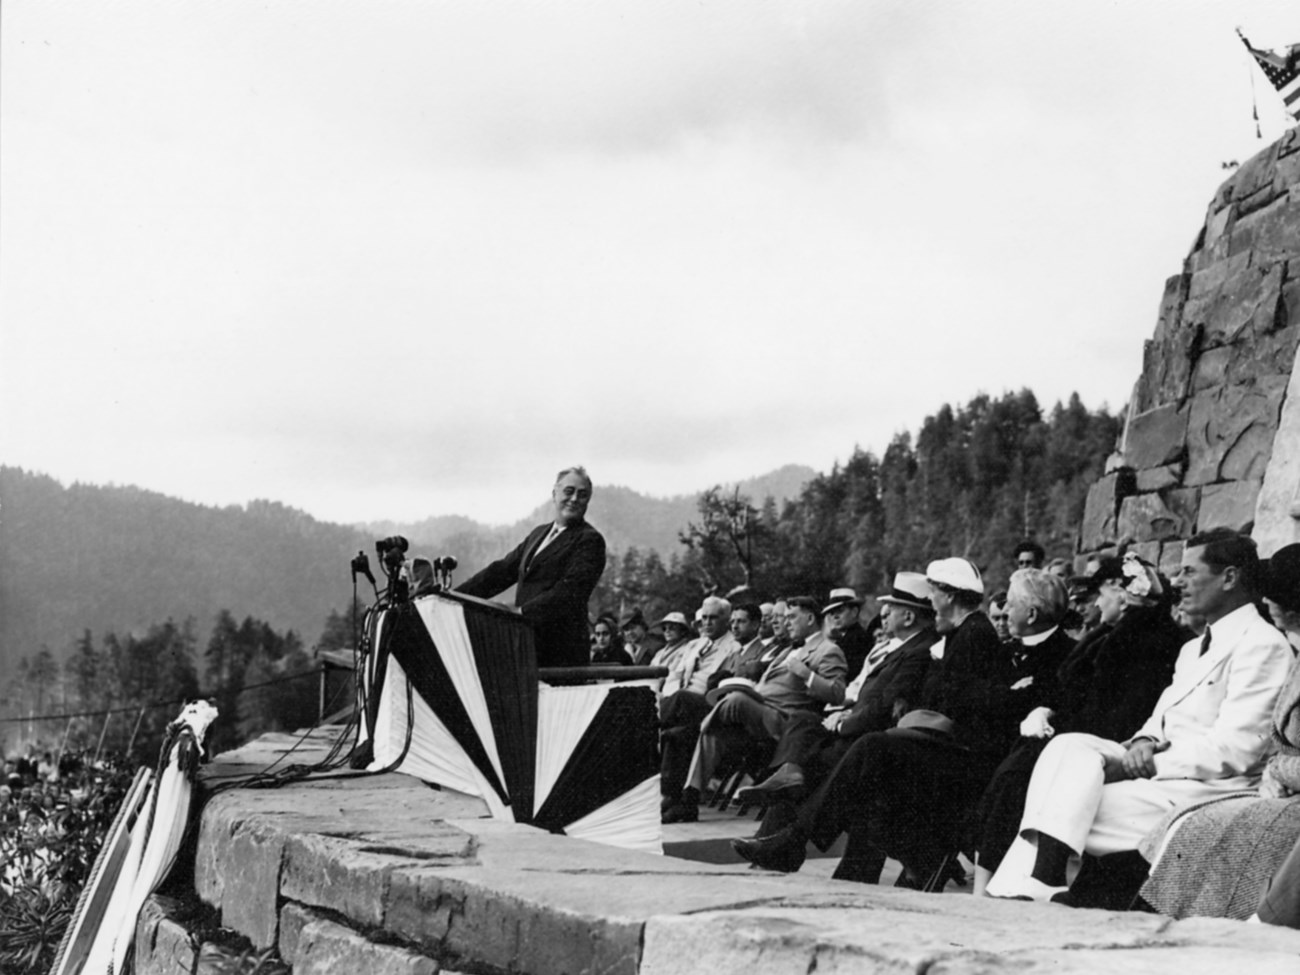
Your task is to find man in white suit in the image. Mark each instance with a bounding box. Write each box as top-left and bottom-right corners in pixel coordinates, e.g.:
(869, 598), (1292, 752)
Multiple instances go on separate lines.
(987, 528), (1293, 901)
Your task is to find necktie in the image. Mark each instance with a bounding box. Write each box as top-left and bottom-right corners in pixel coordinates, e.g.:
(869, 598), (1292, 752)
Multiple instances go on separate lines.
(526, 525), (559, 572)
(1200, 628), (1212, 657)
(682, 640), (710, 689)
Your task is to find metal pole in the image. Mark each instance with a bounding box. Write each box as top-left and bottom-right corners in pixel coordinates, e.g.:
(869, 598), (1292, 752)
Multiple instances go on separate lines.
(93, 711), (114, 767)
(125, 706), (147, 759)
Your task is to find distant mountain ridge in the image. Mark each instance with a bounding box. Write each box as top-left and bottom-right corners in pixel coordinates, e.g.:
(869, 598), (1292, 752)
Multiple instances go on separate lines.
(364, 463), (815, 556)
(0, 464), (814, 680)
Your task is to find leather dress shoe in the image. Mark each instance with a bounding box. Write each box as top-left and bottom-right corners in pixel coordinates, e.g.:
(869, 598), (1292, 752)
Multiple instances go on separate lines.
(661, 802), (698, 824)
(734, 763), (806, 805)
(661, 787), (700, 824)
(730, 824), (807, 872)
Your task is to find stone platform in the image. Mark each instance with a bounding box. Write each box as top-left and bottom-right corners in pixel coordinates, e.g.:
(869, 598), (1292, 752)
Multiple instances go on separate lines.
(134, 727), (1300, 974)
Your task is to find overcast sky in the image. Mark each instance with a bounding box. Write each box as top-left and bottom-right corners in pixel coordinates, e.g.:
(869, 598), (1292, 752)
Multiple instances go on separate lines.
(2, 1), (1296, 526)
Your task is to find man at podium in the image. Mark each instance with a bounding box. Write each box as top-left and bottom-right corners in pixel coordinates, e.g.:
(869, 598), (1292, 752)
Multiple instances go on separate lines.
(456, 467), (606, 668)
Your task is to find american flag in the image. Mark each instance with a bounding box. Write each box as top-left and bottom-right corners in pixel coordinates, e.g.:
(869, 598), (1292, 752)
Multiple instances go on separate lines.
(1240, 29), (1300, 121)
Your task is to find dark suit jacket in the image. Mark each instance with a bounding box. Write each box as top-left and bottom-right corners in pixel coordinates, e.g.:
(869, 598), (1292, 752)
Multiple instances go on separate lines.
(839, 627), (939, 738)
(456, 520), (606, 668)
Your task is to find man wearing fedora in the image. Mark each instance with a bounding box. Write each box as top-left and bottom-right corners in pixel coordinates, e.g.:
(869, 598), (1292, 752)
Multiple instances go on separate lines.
(824, 587), (873, 679)
(733, 557), (1007, 884)
(736, 572), (941, 808)
(669, 597), (847, 822)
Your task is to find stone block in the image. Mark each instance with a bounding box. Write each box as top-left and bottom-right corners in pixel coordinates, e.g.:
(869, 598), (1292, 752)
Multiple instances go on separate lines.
(1232, 193), (1300, 262)
(641, 902), (1177, 975)
(1123, 404), (1188, 470)
(1230, 143), (1282, 210)
(1189, 261), (1285, 349)
(1197, 480), (1263, 534)
(1135, 463), (1183, 493)
(1152, 273), (1190, 346)
(279, 901), (316, 965)
(220, 818), (287, 950)
(1159, 540), (1185, 579)
(1185, 379), (1288, 486)
(1137, 322), (1201, 411)
(1129, 541), (1161, 566)
(928, 947), (1300, 975)
(290, 915), (437, 975)
(1080, 472), (1129, 551)
(1187, 250), (1250, 300)
(1117, 492), (1196, 544)
(1254, 355), (1300, 554)
(281, 833), (432, 929)
(133, 897), (198, 975)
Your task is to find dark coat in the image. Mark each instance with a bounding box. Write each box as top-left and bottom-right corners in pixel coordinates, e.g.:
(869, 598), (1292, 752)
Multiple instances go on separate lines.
(839, 627), (939, 738)
(920, 611), (1014, 758)
(1053, 606), (1186, 741)
(832, 624), (875, 682)
(456, 520), (606, 668)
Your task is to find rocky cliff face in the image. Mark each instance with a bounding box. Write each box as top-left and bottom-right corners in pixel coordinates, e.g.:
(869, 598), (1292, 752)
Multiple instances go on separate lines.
(1081, 125), (1300, 566)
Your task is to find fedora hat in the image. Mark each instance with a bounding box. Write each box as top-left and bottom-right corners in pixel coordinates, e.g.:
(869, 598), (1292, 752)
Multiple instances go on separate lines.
(876, 572), (933, 612)
(823, 587), (864, 614)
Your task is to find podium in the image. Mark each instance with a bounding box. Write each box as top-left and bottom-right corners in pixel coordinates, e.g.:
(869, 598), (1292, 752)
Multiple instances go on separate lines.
(358, 591), (662, 852)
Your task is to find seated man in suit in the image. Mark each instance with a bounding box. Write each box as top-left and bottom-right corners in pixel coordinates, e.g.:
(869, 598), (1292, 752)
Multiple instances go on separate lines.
(456, 467), (606, 668)
(733, 557), (1036, 883)
(674, 597), (847, 819)
(659, 596), (738, 821)
(735, 572), (939, 809)
(987, 528), (1294, 902)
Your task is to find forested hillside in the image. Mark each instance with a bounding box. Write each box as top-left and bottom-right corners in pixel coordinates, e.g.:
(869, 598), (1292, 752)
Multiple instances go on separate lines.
(0, 464), (815, 683)
(0, 389), (1116, 755)
(589, 390), (1121, 623)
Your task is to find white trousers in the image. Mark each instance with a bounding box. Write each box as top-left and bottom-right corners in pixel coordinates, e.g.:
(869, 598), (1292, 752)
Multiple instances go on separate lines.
(987, 733), (1221, 898)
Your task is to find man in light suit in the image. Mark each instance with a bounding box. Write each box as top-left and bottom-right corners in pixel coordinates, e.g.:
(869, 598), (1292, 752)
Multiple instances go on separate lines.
(456, 467), (606, 669)
(987, 528), (1294, 902)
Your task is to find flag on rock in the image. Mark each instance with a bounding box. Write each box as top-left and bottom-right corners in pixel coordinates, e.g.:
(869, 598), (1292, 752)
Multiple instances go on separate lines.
(1240, 28), (1300, 121)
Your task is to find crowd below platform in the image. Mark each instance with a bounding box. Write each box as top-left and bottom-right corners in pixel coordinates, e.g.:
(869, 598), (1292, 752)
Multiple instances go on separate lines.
(0, 748), (132, 898)
(584, 529), (1300, 928)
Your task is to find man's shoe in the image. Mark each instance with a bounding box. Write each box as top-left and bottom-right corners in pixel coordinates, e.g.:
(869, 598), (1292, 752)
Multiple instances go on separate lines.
(661, 787), (700, 824)
(735, 763), (806, 805)
(731, 824), (807, 872)
(661, 802), (698, 824)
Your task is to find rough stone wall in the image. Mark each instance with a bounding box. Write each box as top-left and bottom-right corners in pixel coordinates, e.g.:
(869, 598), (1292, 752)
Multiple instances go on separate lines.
(1081, 125), (1300, 564)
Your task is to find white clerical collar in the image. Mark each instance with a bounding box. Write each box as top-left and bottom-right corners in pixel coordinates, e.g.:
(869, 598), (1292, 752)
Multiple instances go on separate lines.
(1020, 625), (1059, 647)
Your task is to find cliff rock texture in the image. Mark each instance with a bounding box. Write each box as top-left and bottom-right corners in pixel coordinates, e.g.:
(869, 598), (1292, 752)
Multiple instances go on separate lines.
(1082, 125), (1300, 561)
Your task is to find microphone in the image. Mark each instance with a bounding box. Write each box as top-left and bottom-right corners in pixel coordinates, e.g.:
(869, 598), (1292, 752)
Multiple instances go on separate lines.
(351, 551), (376, 587)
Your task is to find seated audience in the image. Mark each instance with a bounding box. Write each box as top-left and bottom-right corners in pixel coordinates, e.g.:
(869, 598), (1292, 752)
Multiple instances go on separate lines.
(733, 559), (1055, 887)
(1015, 541), (1046, 571)
(713, 602), (770, 683)
(1134, 542), (1300, 920)
(590, 614), (633, 665)
(986, 529), (1293, 904)
(658, 596), (738, 820)
(649, 612), (695, 671)
(672, 597), (846, 823)
(823, 588), (873, 678)
(969, 554), (1183, 894)
(734, 573), (938, 834)
(621, 608), (663, 666)
(988, 591), (1012, 644)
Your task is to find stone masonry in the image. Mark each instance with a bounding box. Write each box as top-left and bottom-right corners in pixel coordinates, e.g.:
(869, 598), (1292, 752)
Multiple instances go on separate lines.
(1081, 125), (1300, 562)
(131, 729), (1300, 974)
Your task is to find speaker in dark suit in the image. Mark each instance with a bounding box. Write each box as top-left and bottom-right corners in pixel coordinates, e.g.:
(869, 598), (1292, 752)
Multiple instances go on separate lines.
(457, 467), (606, 668)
